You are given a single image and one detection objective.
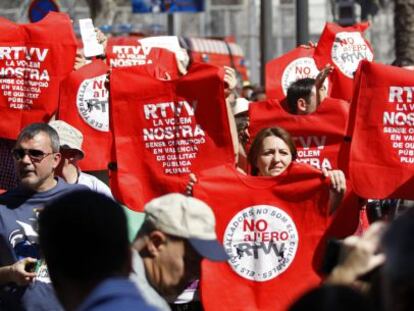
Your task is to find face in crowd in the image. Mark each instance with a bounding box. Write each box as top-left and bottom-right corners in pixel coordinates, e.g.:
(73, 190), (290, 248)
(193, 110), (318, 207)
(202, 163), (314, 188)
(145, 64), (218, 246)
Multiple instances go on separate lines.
(153, 234), (202, 299)
(248, 127), (297, 177)
(13, 130), (61, 191)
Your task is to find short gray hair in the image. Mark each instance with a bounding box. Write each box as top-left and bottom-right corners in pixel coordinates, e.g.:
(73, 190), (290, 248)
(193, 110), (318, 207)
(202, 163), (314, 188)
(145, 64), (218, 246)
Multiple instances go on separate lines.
(16, 123), (60, 152)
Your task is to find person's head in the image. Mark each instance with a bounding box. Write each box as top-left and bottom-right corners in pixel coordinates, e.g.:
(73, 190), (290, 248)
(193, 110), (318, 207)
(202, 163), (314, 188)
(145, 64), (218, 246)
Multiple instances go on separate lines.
(248, 127), (297, 176)
(242, 81), (254, 100)
(13, 123), (61, 192)
(287, 78), (318, 115)
(382, 208), (414, 311)
(38, 190), (131, 310)
(49, 121), (84, 174)
(133, 193), (227, 300)
(289, 285), (372, 311)
(251, 86), (266, 101)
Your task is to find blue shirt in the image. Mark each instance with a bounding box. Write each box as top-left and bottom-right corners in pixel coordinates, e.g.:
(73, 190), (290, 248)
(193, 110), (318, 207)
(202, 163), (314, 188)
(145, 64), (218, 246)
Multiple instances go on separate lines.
(76, 278), (158, 311)
(0, 178), (87, 311)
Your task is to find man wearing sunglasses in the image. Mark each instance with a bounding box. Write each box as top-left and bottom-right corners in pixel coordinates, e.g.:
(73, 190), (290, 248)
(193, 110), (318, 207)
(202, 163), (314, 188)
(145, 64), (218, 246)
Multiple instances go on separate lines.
(49, 120), (113, 199)
(0, 123), (87, 311)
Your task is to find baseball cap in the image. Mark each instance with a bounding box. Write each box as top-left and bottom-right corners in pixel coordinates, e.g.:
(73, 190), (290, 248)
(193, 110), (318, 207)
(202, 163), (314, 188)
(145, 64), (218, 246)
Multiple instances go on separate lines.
(232, 97), (250, 116)
(49, 120), (84, 159)
(144, 193), (228, 262)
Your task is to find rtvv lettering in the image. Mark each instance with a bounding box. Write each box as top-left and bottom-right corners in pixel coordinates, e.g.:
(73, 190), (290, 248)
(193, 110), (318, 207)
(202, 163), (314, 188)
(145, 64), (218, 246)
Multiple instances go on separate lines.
(234, 241), (285, 260)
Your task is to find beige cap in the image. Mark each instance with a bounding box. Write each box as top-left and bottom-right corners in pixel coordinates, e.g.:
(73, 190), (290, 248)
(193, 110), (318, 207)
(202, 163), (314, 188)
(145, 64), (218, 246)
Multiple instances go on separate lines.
(49, 120), (84, 159)
(232, 97), (250, 116)
(145, 193), (228, 261)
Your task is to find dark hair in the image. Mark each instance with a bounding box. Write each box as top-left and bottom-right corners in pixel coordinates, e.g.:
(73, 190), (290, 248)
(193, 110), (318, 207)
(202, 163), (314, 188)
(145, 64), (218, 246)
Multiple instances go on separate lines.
(17, 123), (60, 152)
(286, 78), (316, 114)
(248, 127), (297, 176)
(38, 190), (130, 283)
(289, 285), (372, 311)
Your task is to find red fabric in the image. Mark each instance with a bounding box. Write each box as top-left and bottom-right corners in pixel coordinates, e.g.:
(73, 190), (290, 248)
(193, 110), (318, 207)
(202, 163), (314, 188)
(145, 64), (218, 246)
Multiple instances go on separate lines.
(58, 60), (112, 171)
(266, 46), (331, 100)
(249, 98), (349, 171)
(110, 62), (234, 211)
(106, 37), (179, 78)
(348, 60), (414, 199)
(248, 98), (361, 237)
(314, 22), (374, 102)
(0, 12), (76, 139)
(194, 163), (330, 311)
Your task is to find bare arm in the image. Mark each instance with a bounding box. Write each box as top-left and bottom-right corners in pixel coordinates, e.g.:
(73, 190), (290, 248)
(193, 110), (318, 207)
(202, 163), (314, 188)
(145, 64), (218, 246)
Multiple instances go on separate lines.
(322, 168), (346, 214)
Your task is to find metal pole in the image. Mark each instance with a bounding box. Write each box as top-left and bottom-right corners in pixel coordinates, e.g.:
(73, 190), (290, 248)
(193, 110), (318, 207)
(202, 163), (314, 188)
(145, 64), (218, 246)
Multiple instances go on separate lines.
(296, 0), (309, 46)
(167, 13), (174, 35)
(260, 0), (273, 86)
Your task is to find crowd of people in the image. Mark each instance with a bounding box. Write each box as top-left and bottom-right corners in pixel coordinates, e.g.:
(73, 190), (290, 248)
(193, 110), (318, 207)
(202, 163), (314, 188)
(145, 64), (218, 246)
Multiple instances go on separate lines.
(0, 14), (413, 311)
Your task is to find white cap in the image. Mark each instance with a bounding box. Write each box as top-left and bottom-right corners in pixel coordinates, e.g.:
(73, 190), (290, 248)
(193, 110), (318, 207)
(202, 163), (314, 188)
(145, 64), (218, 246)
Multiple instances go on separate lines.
(232, 97), (250, 116)
(49, 120), (84, 159)
(145, 193), (228, 261)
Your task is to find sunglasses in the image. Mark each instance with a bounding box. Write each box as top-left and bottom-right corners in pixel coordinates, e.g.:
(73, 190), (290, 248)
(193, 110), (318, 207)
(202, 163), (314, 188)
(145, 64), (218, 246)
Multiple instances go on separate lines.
(11, 148), (53, 161)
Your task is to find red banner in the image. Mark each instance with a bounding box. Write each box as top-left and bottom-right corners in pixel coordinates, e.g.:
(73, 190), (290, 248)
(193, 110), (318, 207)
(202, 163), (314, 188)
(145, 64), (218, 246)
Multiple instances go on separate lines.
(0, 12), (76, 139)
(248, 98), (362, 236)
(106, 36), (179, 77)
(348, 61), (414, 199)
(266, 46), (331, 100)
(314, 22), (373, 102)
(194, 163), (330, 311)
(249, 98), (349, 171)
(58, 60), (111, 171)
(110, 62), (234, 211)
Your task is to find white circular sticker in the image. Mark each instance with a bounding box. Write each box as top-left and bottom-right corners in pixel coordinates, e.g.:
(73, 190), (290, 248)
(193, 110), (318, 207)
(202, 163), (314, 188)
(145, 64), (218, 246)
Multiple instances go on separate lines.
(223, 205), (299, 282)
(331, 32), (373, 78)
(76, 74), (109, 132)
(281, 57), (328, 95)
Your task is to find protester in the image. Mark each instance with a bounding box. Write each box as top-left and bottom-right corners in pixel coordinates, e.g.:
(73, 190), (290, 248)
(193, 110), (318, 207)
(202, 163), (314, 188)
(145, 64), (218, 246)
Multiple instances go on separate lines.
(38, 190), (157, 311)
(0, 123), (87, 310)
(131, 193), (228, 310)
(248, 126), (346, 212)
(286, 64), (333, 115)
(230, 97), (250, 172)
(241, 80), (254, 100)
(49, 120), (113, 198)
(250, 86), (266, 101)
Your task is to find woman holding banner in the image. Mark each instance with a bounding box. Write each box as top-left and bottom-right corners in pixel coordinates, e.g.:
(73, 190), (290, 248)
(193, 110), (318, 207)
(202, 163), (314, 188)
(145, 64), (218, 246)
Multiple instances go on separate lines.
(248, 126), (346, 212)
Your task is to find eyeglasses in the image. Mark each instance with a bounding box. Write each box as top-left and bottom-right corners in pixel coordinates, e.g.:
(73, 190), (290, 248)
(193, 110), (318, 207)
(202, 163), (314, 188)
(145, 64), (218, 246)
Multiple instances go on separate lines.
(11, 148), (53, 161)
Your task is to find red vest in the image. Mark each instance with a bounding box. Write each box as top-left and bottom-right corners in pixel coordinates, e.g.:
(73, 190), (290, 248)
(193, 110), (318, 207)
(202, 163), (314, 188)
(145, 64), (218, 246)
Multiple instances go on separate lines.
(347, 60), (414, 199)
(266, 46), (331, 100)
(0, 12), (76, 139)
(194, 163), (330, 311)
(110, 62), (234, 211)
(249, 98), (349, 170)
(248, 98), (362, 236)
(58, 60), (111, 171)
(314, 22), (374, 102)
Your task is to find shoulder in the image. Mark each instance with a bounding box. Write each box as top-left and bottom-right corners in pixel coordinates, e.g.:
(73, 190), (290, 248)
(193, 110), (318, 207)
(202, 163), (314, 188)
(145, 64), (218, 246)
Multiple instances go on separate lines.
(78, 278), (158, 311)
(78, 172), (113, 199)
(50, 178), (89, 199)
